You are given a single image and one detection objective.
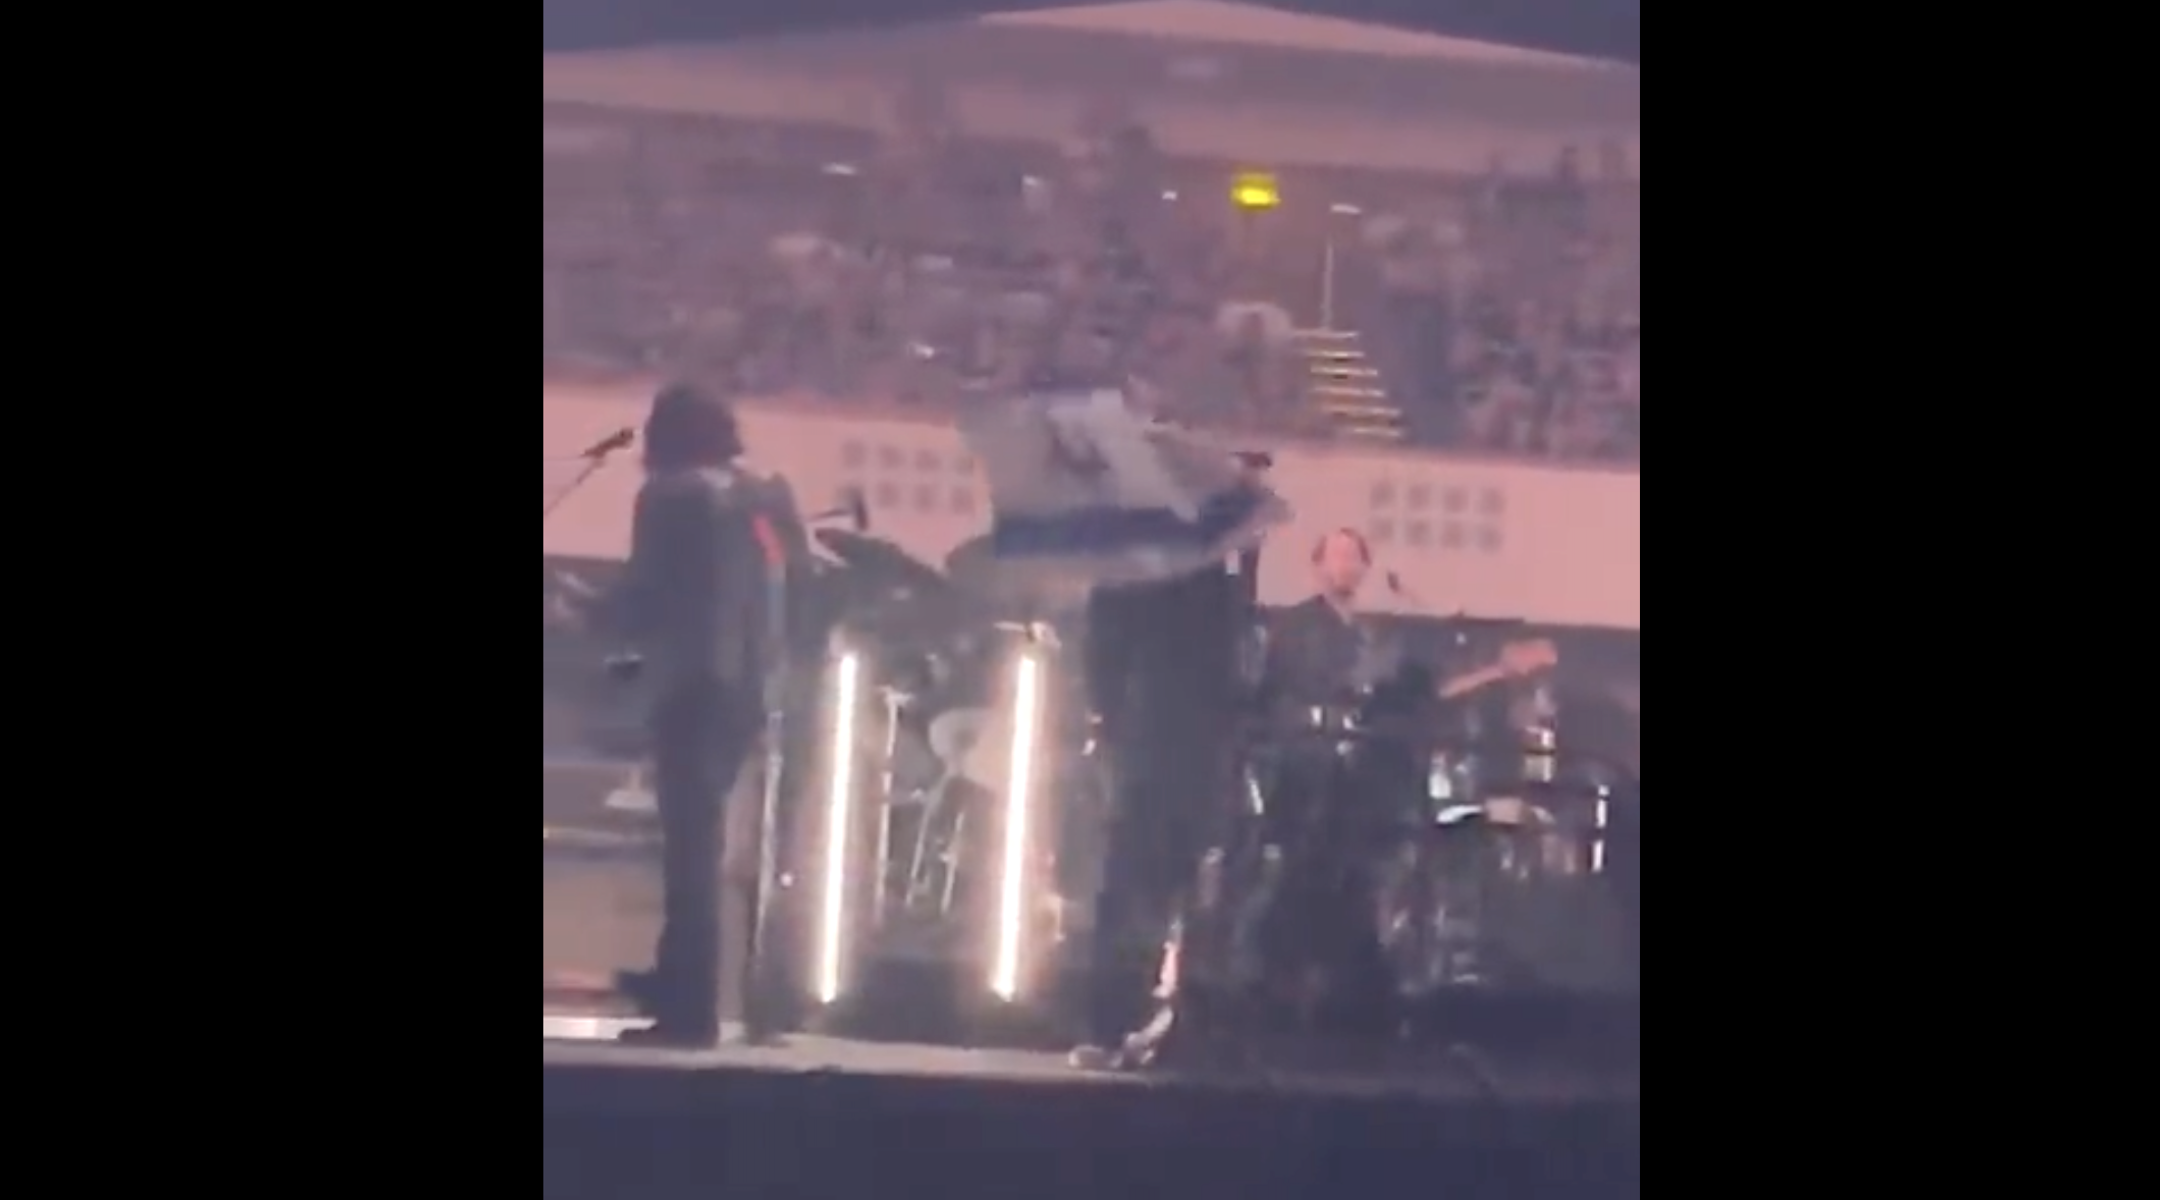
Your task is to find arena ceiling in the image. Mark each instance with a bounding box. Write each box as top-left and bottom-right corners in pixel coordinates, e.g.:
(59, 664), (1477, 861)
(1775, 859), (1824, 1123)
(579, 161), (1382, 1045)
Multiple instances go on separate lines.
(540, 0), (1641, 67)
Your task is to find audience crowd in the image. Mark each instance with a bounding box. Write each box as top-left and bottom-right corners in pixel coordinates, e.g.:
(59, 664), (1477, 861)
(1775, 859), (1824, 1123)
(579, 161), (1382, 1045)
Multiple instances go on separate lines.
(543, 96), (1640, 464)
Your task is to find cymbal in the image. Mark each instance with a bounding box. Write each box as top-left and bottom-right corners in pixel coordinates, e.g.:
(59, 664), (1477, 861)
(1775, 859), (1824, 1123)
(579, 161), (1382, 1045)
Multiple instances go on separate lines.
(942, 534), (991, 586)
(815, 531), (972, 642)
(839, 597), (963, 645)
(815, 530), (950, 597)
(943, 535), (1089, 615)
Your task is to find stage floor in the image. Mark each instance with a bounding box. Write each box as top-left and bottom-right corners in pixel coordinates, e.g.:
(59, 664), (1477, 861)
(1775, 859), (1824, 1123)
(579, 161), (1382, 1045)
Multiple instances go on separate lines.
(544, 1026), (1637, 1200)
(543, 1019), (1634, 1104)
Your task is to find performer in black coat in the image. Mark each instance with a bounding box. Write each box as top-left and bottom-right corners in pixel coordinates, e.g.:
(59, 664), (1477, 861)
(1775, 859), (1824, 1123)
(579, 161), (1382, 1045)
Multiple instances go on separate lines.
(605, 382), (773, 1046)
(1072, 526), (1263, 1066)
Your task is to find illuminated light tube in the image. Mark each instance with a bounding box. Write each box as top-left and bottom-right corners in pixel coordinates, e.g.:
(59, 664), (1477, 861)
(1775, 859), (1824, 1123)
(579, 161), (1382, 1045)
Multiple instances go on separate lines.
(813, 651), (863, 1005)
(989, 653), (1044, 1001)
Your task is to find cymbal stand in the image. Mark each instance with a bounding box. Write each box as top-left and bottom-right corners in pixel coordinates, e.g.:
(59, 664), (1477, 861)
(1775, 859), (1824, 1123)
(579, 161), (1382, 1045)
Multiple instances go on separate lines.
(907, 727), (971, 919)
(1416, 812), (1503, 989)
(871, 686), (911, 928)
(901, 711), (961, 917)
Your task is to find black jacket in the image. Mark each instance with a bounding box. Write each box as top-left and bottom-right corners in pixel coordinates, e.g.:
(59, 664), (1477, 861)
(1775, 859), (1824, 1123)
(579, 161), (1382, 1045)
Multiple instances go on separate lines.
(1083, 552), (1253, 730)
(611, 466), (772, 694)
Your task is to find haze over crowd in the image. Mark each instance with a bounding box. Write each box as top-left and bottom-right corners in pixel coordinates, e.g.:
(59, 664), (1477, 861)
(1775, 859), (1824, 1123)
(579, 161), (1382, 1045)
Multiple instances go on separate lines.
(544, 84), (1639, 464)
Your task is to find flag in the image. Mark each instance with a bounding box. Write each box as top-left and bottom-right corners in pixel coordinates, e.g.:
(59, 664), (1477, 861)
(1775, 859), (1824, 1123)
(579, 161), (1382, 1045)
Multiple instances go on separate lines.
(959, 389), (1291, 596)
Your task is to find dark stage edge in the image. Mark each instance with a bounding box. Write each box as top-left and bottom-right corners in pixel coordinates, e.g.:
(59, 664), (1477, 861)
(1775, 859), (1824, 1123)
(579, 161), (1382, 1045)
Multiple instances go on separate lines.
(543, 1030), (1639, 1200)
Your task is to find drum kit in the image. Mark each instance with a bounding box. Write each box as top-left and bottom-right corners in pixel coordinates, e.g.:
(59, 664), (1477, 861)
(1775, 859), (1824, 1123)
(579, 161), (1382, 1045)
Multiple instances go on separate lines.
(794, 528), (1108, 986)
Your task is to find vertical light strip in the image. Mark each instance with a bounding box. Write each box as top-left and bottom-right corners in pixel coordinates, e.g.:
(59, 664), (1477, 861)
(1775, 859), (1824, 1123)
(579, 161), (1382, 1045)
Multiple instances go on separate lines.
(1591, 789), (1610, 875)
(813, 652), (862, 1005)
(989, 653), (1043, 1001)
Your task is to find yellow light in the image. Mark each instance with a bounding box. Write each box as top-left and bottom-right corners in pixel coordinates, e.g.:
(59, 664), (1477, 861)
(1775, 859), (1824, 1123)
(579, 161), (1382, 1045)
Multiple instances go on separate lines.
(813, 652), (863, 1005)
(989, 653), (1044, 1001)
(1231, 171), (1279, 211)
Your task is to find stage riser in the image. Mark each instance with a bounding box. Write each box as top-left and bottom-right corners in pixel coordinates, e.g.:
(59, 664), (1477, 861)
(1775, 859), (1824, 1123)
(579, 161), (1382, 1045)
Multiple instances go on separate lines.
(545, 853), (1636, 1025)
(544, 857), (759, 1020)
(543, 858), (658, 984)
(546, 865), (1635, 1072)
(544, 760), (642, 829)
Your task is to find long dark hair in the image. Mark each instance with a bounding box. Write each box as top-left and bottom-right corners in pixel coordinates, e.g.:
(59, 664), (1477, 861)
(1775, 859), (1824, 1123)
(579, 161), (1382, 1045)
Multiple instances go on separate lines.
(642, 381), (744, 472)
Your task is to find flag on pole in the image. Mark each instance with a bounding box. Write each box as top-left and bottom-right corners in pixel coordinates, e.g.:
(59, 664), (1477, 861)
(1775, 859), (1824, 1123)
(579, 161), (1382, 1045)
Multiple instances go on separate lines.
(959, 389), (1291, 596)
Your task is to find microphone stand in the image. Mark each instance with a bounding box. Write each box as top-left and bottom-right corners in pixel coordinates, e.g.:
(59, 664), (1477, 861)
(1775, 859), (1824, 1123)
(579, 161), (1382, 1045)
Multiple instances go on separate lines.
(739, 479), (824, 1046)
(542, 433), (632, 521)
(737, 555), (793, 1047)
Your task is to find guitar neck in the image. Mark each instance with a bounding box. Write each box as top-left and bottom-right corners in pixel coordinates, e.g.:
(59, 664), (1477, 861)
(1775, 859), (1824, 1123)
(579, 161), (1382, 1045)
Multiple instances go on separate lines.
(1438, 664), (1508, 701)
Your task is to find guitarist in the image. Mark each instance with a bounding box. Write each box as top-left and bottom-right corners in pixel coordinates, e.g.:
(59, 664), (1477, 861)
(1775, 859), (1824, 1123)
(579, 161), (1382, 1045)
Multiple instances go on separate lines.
(1248, 528), (1555, 1028)
(1260, 529), (1555, 724)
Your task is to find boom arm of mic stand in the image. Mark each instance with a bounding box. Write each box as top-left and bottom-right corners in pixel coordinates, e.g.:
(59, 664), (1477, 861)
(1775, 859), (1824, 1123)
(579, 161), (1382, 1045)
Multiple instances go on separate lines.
(542, 452), (614, 522)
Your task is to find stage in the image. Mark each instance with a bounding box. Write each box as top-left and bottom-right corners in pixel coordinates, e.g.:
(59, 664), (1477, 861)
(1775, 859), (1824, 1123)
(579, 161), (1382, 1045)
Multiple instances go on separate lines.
(542, 755), (1640, 1199)
(542, 1024), (1639, 1200)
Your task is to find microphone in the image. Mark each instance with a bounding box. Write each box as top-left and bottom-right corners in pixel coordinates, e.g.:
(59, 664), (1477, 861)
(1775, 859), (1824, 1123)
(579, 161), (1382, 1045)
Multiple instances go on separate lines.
(579, 427), (634, 460)
(805, 486), (872, 532)
(1384, 569), (1425, 607)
